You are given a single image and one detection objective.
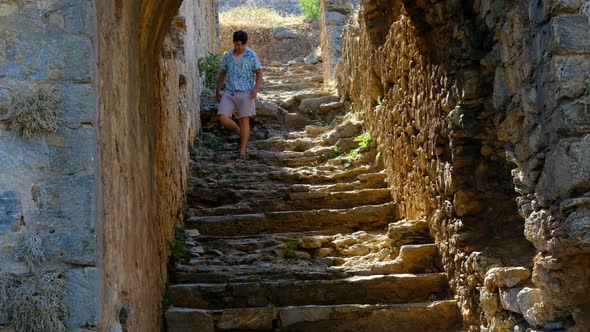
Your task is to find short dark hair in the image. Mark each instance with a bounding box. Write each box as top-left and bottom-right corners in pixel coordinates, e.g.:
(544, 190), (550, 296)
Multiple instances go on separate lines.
(233, 30), (248, 44)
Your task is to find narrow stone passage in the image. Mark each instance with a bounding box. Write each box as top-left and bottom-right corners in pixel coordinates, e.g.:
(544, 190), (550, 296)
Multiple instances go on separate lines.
(165, 61), (462, 331)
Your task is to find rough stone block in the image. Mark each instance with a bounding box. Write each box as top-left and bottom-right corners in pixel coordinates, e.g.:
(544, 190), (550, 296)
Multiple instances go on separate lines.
(529, 0), (588, 24)
(325, 11), (346, 25)
(59, 83), (98, 124)
(64, 36), (95, 82)
(517, 287), (543, 325)
(387, 219), (430, 246)
(32, 174), (96, 232)
(57, 1), (96, 35)
(45, 232), (96, 266)
(548, 101), (590, 138)
(217, 308), (275, 330)
(0, 190), (21, 234)
(536, 138), (590, 201)
(480, 289), (500, 319)
(298, 95), (340, 114)
(278, 306), (332, 326)
(47, 128), (97, 175)
(0, 131), (51, 173)
(563, 206), (590, 253)
(548, 15), (590, 55)
(166, 308), (214, 332)
(484, 267), (531, 291)
(500, 287), (523, 313)
(65, 268), (97, 329)
(546, 56), (590, 106)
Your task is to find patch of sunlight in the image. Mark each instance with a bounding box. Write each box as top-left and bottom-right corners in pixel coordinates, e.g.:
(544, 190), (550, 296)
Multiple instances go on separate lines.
(220, 5), (305, 29)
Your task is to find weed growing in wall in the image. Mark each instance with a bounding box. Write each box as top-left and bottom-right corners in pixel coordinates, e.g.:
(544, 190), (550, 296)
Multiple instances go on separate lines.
(198, 53), (223, 98)
(336, 133), (373, 167)
(0, 272), (67, 332)
(9, 90), (61, 138)
(17, 231), (45, 269)
(167, 228), (189, 273)
(298, 0), (319, 18)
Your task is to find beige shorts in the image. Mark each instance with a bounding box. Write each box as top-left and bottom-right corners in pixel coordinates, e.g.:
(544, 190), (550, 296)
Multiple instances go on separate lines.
(218, 91), (256, 118)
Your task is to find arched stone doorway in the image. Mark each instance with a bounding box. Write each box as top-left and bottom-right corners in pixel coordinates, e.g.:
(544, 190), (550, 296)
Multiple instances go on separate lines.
(96, 1), (217, 330)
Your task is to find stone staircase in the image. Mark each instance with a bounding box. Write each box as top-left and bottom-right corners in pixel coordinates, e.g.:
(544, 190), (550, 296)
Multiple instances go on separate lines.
(165, 60), (462, 331)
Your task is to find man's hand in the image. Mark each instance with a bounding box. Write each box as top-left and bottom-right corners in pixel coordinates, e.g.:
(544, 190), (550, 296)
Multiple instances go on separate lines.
(216, 89), (222, 102)
(250, 89), (258, 99)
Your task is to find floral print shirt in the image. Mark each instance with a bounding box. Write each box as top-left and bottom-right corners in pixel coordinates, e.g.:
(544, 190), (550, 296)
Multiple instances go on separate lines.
(221, 47), (261, 93)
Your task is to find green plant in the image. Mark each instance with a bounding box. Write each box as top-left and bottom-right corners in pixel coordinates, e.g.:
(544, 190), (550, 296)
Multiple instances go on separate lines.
(9, 90), (61, 138)
(335, 133), (372, 168)
(354, 133), (372, 149)
(284, 240), (299, 259)
(317, 145), (342, 163)
(376, 96), (384, 106)
(0, 272), (67, 332)
(298, 0), (319, 18)
(167, 228), (188, 271)
(198, 53), (223, 98)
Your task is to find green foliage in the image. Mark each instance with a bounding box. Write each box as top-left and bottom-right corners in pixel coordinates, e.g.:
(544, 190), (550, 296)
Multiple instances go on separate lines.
(354, 133), (372, 149)
(317, 145), (341, 163)
(376, 96), (384, 106)
(336, 133), (373, 168)
(9, 90), (61, 138)
(286, 240), (298, 250)
(167, 228), (188, 271)
(298, 0), (319, 18)
(0, 272), (67, 332)
(198, 53), (223, 98)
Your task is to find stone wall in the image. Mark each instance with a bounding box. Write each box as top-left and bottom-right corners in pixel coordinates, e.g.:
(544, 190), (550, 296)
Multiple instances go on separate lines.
(319, 0), (359, 85)
(97, 0), (217, 331)
(337, 0), (590, 330)
(0, 0), (99, 330)
(0, 0), (217, 330)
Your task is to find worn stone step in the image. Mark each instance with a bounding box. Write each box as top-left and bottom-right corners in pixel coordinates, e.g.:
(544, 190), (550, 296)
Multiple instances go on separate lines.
(189, 188), (392, 216)
(287, 171), (387, 193)
(185, 202), (396, 236)
(261, 83), (318, 91)
(168, 273), (450, 310)
(173, 234), (441, 285)
(192, 164), (382, 189)
(165, 300), (462, 332)
(329, 243), (440, 276)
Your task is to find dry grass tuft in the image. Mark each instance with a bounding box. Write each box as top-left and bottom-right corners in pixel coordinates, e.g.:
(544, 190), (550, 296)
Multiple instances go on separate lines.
(9, 90), (61, 138)
(220, 4), (304, 29)
(0, 272), (67, 332)
(17, 232), (45, 268)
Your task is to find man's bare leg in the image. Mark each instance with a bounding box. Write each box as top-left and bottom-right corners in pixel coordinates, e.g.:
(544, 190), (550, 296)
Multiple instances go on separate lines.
(239, 116), (250, 157)
(218, 115), (241, 135)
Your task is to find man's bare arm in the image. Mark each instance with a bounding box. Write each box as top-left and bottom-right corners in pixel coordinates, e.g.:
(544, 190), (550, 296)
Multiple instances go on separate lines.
(251, 68), (263, 99)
